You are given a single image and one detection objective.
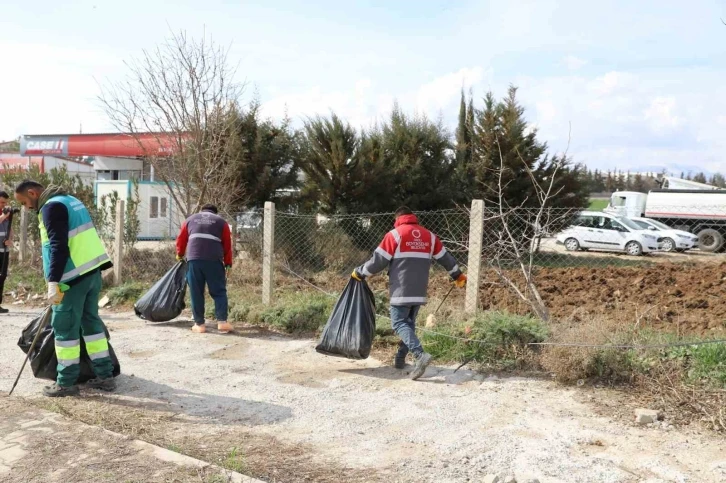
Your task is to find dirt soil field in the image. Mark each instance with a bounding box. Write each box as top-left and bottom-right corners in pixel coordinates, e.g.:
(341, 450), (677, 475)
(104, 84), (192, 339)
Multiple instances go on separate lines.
(480, 262), (726, 335)
(1, 309), (724, 483)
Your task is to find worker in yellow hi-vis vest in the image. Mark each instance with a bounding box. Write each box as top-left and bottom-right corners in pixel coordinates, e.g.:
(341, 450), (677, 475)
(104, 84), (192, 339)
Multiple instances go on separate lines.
(15, 180), (115, 397)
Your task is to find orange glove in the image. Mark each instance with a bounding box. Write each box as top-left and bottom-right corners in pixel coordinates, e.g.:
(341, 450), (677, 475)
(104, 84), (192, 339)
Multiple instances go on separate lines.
(454, 273), (467, 288)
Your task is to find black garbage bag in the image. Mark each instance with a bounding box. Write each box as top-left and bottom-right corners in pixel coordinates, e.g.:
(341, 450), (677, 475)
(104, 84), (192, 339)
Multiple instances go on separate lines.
(17, 307), (121, 383)
(134, 260), (187, 322)
(315, 278), (376, 359)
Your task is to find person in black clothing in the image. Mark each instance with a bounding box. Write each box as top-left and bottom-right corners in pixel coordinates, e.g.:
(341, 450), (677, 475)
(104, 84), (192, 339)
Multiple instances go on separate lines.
(0, 190), (13, 314)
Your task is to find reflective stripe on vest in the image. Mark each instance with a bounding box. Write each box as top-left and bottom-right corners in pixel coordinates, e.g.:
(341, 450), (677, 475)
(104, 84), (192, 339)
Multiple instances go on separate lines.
(39, 195), (111, 283)
(189, 233), (222, 242)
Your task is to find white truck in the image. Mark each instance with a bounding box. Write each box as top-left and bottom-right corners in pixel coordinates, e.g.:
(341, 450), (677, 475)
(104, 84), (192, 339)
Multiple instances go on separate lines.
(604, 177), (726, 252)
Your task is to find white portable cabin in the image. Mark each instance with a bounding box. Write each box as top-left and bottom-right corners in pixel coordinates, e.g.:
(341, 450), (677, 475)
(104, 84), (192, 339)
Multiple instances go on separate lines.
(95, 180), (185, 240)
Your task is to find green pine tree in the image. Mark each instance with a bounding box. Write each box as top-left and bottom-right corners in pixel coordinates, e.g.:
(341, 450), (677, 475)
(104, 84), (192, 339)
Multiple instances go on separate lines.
(455, 89), (472, 166)
(469, 86), (586, 208)
(297, 113), (362, 214)
(693, 172), (707, 184)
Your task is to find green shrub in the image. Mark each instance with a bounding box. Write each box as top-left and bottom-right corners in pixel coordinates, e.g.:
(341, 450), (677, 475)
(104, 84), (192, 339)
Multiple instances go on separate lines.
(668, 343), (726, 388)
(106, 282), (146, 306)
(228, 303), (250, 323)
(421, 311), (549, 369)
(6, 265), (46, 295)
(260, 296), (333, 333)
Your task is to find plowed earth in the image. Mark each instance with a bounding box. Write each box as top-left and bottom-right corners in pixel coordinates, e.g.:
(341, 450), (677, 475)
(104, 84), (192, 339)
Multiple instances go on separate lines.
(480, 263), (726, 335)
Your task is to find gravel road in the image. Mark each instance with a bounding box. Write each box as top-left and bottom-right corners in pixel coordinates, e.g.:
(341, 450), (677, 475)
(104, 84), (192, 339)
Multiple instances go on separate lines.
(1, 309), (724, 482)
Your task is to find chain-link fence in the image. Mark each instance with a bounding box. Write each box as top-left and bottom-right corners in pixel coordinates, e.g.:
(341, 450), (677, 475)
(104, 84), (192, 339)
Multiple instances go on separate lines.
(100, 210), (263, 284)
(267, 202), (726, 331)
(274, 208), (471, 295)
(5, 197), (726, 332)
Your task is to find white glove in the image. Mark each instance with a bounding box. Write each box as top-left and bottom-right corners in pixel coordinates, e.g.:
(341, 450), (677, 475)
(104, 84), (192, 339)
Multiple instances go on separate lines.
(47, 282), (64, 305)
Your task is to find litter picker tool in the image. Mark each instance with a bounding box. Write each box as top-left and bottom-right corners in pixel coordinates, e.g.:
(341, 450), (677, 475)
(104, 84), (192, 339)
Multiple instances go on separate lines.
(6, 306), (52, 396)
(425, 285), (455, 328)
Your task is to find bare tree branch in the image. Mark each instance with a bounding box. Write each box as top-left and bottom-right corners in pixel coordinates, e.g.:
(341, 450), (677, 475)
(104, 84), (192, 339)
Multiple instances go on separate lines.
(98, 29), (246, 217)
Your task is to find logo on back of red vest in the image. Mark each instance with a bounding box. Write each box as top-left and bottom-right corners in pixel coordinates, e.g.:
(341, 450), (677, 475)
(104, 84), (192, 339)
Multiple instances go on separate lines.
(405, 228), (429, 251)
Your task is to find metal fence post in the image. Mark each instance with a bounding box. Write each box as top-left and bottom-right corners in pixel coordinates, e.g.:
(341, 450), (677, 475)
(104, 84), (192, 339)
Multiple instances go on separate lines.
(262, 202), (275, 305)
(18, 207), (28, 262)
(113, 200), (125, 285)
(465, 199), (484, 313)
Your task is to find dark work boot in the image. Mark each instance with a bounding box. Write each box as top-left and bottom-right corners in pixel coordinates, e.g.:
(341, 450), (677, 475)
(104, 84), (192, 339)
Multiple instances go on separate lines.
(85, 377), (117, 392)
(43, 383), (80, 398)
(0, 306), (8, 314)
(411, 353), (432, 381)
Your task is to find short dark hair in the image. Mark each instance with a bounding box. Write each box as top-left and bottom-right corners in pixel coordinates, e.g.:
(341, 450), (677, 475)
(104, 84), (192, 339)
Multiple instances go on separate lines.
(15, 180), (45, 195)
(201, 204), (218, 214)
(394, 206), (413, 217)
(0, 191), (8, 199)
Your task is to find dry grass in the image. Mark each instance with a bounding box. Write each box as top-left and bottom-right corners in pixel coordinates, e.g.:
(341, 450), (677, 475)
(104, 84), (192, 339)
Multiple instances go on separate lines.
(1, 398), (235, 483)
(23, 395), (381, 482)
(537, 310), (726, 433)
(639, 364), (726, 432)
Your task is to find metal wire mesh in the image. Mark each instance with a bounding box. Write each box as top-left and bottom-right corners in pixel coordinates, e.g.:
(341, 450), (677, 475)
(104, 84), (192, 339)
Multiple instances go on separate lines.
(271, 203), (726, 328)
(4, 195), (725, 333)
(273, 208), (472, 298)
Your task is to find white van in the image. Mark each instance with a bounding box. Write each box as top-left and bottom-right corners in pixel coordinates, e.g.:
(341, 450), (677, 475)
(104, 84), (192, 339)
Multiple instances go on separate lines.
(556, 211), (663, 256)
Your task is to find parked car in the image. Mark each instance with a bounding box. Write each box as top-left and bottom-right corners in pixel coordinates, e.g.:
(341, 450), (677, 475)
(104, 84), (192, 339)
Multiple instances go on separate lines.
(629, 217), (699, 252)
(556, 211), (663, 256)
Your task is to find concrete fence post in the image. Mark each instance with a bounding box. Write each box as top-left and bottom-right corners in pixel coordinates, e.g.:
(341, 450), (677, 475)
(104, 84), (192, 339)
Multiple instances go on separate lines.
(113, 200), (125, 285)
(231, 219), (238, 257)
(465, 199), (484, 314)
(18, 207), (29, 262)
(262, 201), (275, 305)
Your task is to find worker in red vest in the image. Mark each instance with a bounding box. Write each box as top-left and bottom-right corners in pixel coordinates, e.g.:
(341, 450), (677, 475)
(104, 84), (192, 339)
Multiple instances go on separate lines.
(353, 206), (467, 380)
(176, 204), (233, 334)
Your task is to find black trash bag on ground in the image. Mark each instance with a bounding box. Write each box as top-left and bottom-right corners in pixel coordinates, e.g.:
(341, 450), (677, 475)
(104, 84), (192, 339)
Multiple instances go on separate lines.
(17, 307), (122, 383)
(315, 278), (377, 359)
(134, 260), (187, 322)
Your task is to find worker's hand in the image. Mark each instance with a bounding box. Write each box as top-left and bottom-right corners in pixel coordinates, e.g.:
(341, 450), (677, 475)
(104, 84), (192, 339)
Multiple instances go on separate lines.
(176, 254), (184, 262)
(47, 282), (64, 305)
(454, 274), (467, 289)
(351, 270), (365, 282)
(3, 239), (10, 247)
(0, 212), (8, 223)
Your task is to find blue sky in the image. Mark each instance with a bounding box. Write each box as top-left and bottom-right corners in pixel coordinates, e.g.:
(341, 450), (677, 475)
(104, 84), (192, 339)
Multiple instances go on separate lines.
(1, 0), (725, 173)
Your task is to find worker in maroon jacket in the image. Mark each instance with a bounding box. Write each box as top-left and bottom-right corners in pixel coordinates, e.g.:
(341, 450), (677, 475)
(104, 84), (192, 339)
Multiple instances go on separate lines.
(353, 206), (467, 380)
(176, 204), (233, 334)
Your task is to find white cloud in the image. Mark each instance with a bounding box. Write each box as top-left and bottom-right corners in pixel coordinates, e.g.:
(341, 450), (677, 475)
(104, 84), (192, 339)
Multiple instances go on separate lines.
(588, 71), (635, 97)
(0, 42), (123, 138)
(501, 67), (726, 172)
(414, 67), (485, 114)
(261, 79), (382, 129)
(643, 97), (680, 134)
(262, 67), (489, 129)
(535, 100), (558, 123)
(562, 55), (587, 71)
